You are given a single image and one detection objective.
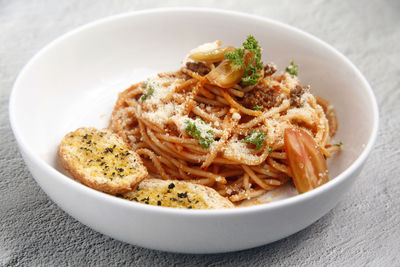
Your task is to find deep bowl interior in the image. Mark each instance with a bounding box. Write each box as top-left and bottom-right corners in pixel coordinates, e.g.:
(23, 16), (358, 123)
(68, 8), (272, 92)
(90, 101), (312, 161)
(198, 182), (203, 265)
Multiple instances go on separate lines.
(11, 9), (376, 183)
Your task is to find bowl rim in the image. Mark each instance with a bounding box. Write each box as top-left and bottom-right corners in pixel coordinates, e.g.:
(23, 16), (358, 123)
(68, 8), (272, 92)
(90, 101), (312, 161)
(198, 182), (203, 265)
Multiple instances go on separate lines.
(9, 7), (379, 216)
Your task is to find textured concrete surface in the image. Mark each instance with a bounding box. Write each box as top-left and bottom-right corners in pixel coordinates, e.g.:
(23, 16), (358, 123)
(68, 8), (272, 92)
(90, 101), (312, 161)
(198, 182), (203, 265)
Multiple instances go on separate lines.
(1, 0), (399, 266)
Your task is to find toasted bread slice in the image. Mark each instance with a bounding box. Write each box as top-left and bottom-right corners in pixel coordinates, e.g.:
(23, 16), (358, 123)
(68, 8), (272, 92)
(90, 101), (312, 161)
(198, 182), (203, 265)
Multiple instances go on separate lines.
(122, 179), (234, 209)
(58, 127), (147, 194)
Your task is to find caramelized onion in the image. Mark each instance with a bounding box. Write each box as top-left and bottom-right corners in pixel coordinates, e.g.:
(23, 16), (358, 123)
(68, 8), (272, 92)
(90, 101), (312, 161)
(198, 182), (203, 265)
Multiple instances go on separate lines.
(189, 46), (234, 63)
(206, 60), (244, 88)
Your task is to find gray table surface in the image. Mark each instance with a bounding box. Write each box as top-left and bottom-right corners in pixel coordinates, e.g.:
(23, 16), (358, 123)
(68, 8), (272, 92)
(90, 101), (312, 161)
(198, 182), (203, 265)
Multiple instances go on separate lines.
(1, 0), (399, 266)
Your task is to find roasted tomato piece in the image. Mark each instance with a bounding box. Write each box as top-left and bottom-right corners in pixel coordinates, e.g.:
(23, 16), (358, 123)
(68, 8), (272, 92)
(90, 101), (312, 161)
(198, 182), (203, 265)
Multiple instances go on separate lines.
(284, 128), (329, 193)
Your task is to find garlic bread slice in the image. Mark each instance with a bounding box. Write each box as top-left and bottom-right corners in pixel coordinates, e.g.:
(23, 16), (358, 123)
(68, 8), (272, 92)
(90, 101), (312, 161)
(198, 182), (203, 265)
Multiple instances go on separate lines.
(58, 127), (147, 194)
(123, 179), (234, 209)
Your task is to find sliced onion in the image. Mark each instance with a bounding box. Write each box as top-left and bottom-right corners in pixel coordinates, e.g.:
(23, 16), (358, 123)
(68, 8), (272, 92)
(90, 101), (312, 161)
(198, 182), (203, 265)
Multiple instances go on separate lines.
(206, 59), (244, 88)
(189, 46), (234, 63)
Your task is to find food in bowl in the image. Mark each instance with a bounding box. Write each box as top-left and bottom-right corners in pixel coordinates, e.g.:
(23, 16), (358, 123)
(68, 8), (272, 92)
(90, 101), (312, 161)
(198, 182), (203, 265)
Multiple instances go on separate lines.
(11, 8), (378, 252)
(58, 127), (234, 209)
(59, 35), (341, 208)
(58, 127), (148, 194)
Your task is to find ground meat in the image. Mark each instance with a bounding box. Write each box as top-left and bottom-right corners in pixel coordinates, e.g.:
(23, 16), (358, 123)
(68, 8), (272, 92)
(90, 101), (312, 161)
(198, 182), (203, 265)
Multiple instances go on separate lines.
(264, 63), (277, 76)
(186, 62), (211, 76)
(241, 86), (283, 110)
(290, 85), (310, 107)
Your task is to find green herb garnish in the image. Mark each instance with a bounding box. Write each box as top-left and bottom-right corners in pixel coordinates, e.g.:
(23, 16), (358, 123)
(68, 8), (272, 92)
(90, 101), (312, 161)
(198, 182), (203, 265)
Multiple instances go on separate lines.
(225, 35), (263, 86)
(185, 118), (215, 148)
(268, 147), (273, 154)
(140, 84), (154, 101)
(252, 101), (263, 111)
(242, 130), (266, 150)
(225, 48), (245, 69)
(334, 141), (343, 147)
(285, 61), (299, 76)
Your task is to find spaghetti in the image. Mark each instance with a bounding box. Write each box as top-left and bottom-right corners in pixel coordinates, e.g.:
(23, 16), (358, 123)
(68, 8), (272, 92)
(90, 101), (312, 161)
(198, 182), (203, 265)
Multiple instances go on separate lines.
(109, 36), (340, 204)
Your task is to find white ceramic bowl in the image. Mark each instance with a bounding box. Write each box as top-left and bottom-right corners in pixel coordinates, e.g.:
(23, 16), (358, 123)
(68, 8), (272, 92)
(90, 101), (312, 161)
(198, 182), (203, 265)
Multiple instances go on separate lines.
(9, 8), (378, 253)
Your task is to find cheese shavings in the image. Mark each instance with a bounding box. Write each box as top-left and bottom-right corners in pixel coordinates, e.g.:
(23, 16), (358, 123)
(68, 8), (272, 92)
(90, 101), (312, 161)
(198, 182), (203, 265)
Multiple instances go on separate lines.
(185, 118), (215, 148)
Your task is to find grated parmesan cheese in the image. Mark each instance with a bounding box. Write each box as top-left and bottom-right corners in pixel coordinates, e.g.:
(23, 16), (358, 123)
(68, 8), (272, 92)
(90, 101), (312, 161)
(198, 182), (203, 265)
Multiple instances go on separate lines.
(141, 76), (183, 125)
(143, 102), (176, 125)
(280, 72), (299, 94)
(144, 77), (177, 105)
(232, 112), (241, 120)
(223, 139), (259, 162)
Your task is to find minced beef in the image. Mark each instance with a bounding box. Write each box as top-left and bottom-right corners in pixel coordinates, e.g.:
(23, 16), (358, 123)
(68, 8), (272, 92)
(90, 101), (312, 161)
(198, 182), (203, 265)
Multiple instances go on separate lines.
(264, 63), (277, 76)
(290, 85), (309, 107)
(241, 86), (283, 110)
(185, 62), (211, 76)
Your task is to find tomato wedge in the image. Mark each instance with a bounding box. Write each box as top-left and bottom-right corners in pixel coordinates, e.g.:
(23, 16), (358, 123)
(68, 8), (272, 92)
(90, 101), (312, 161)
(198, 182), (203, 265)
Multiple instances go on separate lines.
(206, 59), (244, 88)
(284, 128), (329, 193)
(189, 46), (234, 63)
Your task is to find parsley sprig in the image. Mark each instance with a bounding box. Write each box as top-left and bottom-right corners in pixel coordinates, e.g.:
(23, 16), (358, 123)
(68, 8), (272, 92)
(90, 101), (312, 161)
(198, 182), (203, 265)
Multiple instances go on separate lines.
(242, 130), (266, 149)
(140, 83), (154, 101)
(285, 61), (299, 76)
(185, 118), (215, 148)
(225, 48), (245, 68)
(225, 35), (263, 86)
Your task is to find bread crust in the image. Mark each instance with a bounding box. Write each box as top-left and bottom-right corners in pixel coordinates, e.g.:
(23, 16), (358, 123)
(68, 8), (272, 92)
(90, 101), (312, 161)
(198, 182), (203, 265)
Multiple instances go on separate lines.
(123, 179), (234, 209)
(58, 127), (148, 194)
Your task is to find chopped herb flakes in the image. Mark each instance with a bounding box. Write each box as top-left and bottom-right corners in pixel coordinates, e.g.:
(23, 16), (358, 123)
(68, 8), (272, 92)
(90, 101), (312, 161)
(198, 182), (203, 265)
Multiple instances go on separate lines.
(242, 130), (266, 150)
(334, 141), (343, 147)
(140, 83), (155, 101)
(285, 61), (299, 76)
(185, 118), (215, 148)
(178, 192), (188, 198)
(225, 35), (263, 86)
(252, 101), (263, 111)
